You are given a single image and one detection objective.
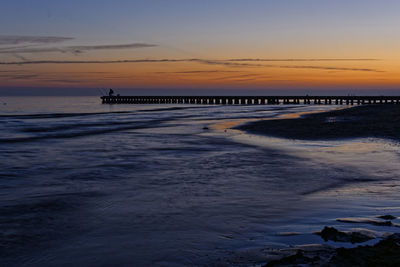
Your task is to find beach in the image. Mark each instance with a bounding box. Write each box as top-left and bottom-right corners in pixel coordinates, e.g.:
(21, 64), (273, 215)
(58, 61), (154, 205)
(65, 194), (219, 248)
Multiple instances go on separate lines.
(1, 98), (400, 266)
(238, 104), (400, 141)
(232, 104), (400, 266)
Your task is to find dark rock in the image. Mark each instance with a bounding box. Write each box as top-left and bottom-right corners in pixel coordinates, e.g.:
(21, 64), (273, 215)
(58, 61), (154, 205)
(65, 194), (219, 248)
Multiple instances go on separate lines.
(317, 226), (374, 244)
(264, 250), (319, 267)
(261, 233), (400, 267)
(329, 233), (400, 266)
(377, 215), (397, 220)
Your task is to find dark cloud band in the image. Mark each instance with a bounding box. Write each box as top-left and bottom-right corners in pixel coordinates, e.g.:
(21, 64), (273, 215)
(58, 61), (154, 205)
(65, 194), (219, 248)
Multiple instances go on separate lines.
(70, 43), (157, 52)
(0, 43), (158, 54)
(0, 35), (73, 45)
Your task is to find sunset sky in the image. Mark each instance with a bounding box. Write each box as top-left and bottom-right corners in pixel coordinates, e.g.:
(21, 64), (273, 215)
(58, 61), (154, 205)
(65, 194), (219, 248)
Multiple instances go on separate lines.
(1, 0), (400, 95)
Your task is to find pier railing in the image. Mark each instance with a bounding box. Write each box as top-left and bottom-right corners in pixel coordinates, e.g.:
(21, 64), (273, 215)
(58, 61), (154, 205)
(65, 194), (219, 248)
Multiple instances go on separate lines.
(101, 96), (400, 105)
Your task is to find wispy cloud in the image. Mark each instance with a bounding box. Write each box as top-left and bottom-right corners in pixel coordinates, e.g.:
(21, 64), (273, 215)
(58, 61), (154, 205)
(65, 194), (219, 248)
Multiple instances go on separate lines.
(192, 59), (264, 67)
(0, 43), (158, 54)
(69, 43), (157, 53)
(11, 53), (29, 61)
(0, 72), (39, 80)
(8, 74), (40, 80)
(278, 65), (383, 72)
(0, 70), (129, 83)
(0, 45), (38, 51)
(0, 47), (65, 54)
(226, 58), (379, 62)
(193, 59), (382, 72)
(155, 70), (241, 74)
(0, 59), (185, 65)
(0, 58), (382, 72)
(192, 59), (382, 72)
(0, 69), (296, 84)
(230, 78), (258, 82)
(213, 73), (264, 81)
(0, 35), (73, 45)
(42, 79), (83, 84)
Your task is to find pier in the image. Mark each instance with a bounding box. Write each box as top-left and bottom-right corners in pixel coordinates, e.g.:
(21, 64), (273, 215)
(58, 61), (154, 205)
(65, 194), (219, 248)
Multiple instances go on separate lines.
(101, 96), (400, 105)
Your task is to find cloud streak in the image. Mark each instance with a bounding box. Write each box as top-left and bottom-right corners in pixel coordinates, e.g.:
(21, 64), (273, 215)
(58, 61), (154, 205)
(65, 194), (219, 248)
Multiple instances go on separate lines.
(226, 58), (379, 62)
(69, 43), (157, 53)
(193, 59), (382, 72)
(155, 70), (241, 74)
(191, 59), (383, 72)
(0, 59), (186, 65)
(277, 65), (383, 72)
(0, 70), (135, 83)
(0, 43), (158, 54)
(213, 73), (264, 81)
(0, 58), (382, 72)
(0, 35), (74, 45)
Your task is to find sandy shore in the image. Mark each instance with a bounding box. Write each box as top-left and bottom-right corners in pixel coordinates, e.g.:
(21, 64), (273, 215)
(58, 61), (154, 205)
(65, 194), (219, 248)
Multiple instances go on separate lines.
(237, 105), (400, 141)
(230, 104), (400, 266)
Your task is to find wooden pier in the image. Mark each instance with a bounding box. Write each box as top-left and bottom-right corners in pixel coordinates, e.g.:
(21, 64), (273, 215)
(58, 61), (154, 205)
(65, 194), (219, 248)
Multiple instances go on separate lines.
(101, 96), (400, 105)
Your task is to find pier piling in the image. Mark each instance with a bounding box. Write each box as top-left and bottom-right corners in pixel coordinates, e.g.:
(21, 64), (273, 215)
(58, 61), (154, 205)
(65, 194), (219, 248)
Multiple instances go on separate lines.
(101, 96), (400, 105)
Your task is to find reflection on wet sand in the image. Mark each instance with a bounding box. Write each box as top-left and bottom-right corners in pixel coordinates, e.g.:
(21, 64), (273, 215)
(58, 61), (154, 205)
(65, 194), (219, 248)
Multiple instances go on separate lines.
(210, 106), (346, 133)
(210, 106), (400, 183)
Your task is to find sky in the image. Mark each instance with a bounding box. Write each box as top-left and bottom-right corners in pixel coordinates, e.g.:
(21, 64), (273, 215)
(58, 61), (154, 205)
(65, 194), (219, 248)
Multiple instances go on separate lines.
(1, 0), (400, 95)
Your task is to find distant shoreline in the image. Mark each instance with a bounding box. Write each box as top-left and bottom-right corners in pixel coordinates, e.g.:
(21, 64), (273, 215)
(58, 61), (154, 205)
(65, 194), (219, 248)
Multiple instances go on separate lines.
(237, 105), (400, 141)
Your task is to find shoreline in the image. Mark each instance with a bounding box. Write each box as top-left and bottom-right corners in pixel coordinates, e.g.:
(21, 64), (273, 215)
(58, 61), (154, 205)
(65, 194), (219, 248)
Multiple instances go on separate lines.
(222, 105), (400, 266)
(236, 105), (400, 141)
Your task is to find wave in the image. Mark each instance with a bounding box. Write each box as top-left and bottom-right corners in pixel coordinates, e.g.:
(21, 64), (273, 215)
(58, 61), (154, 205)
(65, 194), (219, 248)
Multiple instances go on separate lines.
(21, 113), (195, 133)
(22, 120), (154, 133)
(300, 176), (390, 196)
(0, 111), (134, 120)
(0, 106), (211, 120)
(0, 118), (186, 144)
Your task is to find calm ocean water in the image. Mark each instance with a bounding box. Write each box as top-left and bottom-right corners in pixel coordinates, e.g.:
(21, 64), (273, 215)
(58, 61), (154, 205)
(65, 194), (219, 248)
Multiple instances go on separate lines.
(1, 96), (400, 266)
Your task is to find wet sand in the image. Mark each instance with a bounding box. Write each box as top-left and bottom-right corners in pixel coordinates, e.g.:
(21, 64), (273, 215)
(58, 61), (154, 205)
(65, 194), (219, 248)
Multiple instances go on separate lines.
(232, 104), (400, 266)
(237, 105), (400, 141)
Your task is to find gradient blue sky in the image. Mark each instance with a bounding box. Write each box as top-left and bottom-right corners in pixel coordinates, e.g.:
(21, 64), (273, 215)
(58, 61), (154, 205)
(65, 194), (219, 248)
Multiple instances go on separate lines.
(1, 0), (400, 94)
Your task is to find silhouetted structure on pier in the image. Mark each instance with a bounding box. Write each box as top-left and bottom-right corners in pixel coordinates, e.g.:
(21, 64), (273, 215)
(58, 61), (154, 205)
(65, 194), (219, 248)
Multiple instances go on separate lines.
(101, 96), (400, 105)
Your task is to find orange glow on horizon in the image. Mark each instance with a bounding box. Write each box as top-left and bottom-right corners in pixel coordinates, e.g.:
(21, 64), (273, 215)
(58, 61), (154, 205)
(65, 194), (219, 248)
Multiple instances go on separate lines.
(2, 2), (400, 92)
(2, 58), (399, 90)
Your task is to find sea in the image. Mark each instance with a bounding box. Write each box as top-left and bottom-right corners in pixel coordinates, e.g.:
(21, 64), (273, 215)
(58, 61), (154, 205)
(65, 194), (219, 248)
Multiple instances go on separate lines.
(1, 96), (400, 266)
